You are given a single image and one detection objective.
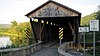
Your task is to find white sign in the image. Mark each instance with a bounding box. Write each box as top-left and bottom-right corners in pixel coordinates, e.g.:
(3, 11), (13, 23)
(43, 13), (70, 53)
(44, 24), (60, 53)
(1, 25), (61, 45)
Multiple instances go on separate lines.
(79, 27), (83, 32)
(84, 27), (89, 32)
(79, 27), (89, 32)
(90, 20), (99, 31)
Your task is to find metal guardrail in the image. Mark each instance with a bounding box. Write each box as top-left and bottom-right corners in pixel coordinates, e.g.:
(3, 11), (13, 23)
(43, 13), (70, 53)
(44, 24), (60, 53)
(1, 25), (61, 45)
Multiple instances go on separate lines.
(58, 42), (76, 56)
(0, 41), (42, 56)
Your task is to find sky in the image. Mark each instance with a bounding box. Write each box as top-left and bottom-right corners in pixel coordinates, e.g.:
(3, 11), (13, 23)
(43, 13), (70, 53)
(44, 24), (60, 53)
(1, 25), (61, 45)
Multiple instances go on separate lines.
(0, 0), (100, 24)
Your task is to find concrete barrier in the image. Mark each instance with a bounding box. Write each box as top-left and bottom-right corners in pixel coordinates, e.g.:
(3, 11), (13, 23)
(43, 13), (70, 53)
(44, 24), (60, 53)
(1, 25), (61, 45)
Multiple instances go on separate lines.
(0, 41), (42, 56)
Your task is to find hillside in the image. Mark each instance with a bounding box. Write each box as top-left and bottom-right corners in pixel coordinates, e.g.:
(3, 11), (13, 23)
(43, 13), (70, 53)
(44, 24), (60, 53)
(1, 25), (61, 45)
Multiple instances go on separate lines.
(0, 24), (11, 28)
(81, 12), (96, 26)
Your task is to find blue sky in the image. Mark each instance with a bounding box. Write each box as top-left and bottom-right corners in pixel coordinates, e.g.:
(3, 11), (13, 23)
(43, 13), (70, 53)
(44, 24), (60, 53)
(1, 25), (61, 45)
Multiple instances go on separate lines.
(0, 0), (100, 24)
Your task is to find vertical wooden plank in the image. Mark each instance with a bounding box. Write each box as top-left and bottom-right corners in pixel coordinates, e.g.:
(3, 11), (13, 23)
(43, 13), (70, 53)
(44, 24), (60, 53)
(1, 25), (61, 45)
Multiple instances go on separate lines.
(48, 22), (50, 41)
(76, 17), (80, 49)
(30, 18), (38, 43)
(38, 19), (41, 41)
(78, 15), (81, 49)
(73, 19), (76, 43)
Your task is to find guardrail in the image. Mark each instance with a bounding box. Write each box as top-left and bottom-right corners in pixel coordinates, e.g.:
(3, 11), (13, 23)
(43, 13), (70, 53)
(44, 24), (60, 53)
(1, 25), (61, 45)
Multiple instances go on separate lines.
(58, 42), (77, 56)
(0, 41), (42, 56)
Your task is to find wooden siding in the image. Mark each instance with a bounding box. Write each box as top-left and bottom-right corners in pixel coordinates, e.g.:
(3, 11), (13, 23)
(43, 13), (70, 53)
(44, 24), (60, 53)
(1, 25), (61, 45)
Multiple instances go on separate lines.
(28, 2), (79, 18)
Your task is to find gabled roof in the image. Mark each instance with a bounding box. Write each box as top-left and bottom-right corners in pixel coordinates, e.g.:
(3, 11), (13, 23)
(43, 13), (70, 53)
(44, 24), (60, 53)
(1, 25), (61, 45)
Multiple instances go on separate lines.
(25, 0), (81, 18)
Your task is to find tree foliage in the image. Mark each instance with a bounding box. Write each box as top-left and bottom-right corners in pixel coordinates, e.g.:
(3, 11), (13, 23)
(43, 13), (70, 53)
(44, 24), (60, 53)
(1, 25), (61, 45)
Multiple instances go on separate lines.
(81, 13), (96, 26)
(86, 5), (100, 56)
(81, 5), (100, 26)
(7, 22), (35, 47)
(11, 21), (18, 27)
(96, 5), (100, 29)
(0, 20), (35, 48)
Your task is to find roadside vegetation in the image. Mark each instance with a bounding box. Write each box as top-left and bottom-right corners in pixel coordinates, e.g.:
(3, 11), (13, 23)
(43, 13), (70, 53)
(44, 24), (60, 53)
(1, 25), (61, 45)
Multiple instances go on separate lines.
(0, 21), (35, 48)
(80, 5), (100, 56)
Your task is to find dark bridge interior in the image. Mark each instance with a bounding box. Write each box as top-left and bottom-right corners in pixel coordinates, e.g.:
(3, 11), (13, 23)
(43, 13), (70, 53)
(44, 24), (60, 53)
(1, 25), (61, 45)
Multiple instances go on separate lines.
(31, 17), (80, 43)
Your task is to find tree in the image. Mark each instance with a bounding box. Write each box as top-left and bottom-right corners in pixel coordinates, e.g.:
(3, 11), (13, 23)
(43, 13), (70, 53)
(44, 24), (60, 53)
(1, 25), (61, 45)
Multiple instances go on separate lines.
(96, 5), (100, 19)
(95, 5), (100, 31)
(81, 13), (96, 26)
(11, 21), (18, 27)
(95, 5), (100, 56)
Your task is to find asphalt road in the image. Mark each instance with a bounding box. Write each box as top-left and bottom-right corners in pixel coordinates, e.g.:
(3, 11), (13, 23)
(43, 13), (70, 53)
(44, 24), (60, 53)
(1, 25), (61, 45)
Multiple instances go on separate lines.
(30, 47), (58, 56)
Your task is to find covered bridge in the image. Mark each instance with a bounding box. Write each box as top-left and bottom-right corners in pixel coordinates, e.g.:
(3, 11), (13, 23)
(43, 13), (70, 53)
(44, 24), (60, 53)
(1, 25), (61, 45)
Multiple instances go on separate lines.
(25, 0), (81, 44)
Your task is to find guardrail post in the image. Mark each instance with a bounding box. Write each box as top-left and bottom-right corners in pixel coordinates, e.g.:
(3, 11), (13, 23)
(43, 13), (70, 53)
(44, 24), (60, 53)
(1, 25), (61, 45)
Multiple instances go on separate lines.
(31, 47), (33, 53)
(9, 52), (12, 56)
(16, 51), (19, 56)
(34, 45), (37, 52)
(28, 48), (30, 55)
(26, 49), (28, 55)
(1, 52), (2, 56)
(67, 42), (69, 50)
(23, 50), (26, 56)
(33, 46), (35, 53)
(36, 45), (39, 51)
